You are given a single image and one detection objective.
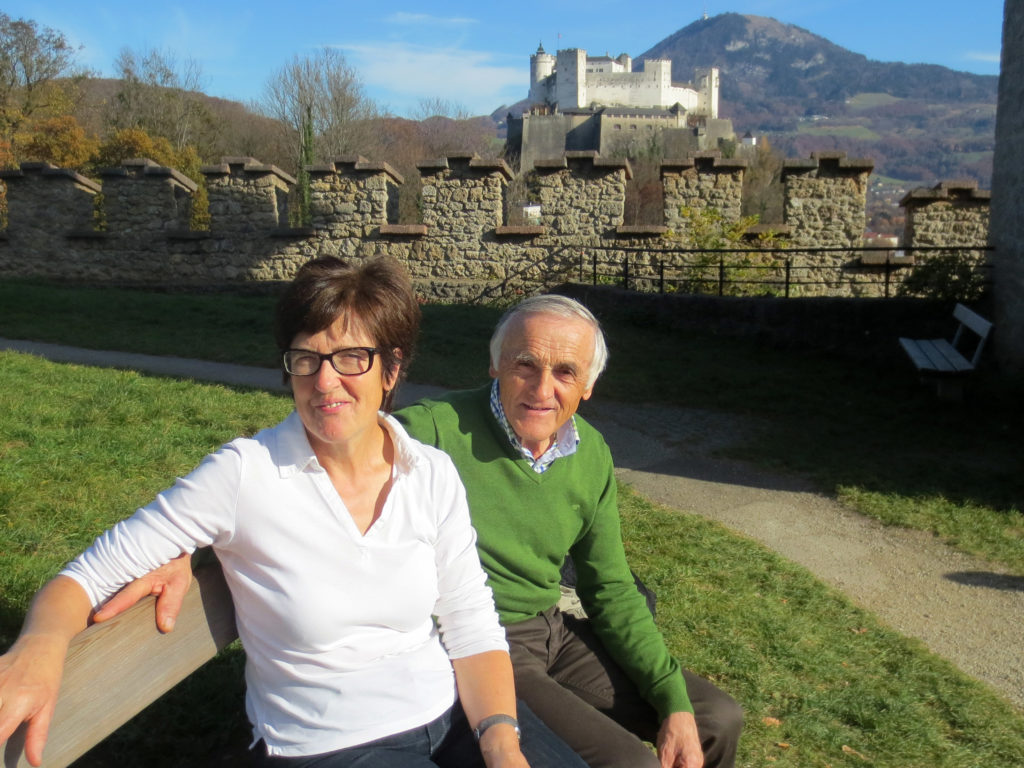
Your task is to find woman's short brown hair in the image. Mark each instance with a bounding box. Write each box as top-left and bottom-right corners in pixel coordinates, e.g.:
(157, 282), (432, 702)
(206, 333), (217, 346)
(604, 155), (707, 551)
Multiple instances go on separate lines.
(274, 255), (420, 411)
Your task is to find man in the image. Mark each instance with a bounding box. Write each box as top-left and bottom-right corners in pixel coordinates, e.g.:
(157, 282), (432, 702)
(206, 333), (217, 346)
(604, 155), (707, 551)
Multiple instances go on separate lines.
(102, 295), (742, 768)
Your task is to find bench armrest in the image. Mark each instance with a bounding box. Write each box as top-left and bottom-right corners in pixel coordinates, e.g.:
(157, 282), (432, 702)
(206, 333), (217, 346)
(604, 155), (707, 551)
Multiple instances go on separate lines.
(3, 562), (237, 768)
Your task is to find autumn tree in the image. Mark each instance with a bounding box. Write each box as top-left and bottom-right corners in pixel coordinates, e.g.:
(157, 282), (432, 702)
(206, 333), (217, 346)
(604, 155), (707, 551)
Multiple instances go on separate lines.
(0, 13), (84, 145)
(257, 47), (378, 172)
(256, 48), (377, 225)
(741, 138), (784, 224)
(666, 206), (787, 296)
(20, 114), (97, 168)
(107, 48), (216, 155)
(411, 98), (499, 159)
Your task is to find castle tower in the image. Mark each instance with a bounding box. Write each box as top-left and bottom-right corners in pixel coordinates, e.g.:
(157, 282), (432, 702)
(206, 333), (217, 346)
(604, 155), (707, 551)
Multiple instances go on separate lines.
(530, 43), (556, 104)
(695, 67), (720, 118)
(554, 48), (588, 109)
(646, 59), (672, 104)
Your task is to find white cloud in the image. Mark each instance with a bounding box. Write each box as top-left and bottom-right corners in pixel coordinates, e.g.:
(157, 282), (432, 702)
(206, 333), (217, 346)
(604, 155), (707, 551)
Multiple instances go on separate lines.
(383, 12), (479, 27)
(343, 42), (526, 116)
(964, 51), (1002, 64)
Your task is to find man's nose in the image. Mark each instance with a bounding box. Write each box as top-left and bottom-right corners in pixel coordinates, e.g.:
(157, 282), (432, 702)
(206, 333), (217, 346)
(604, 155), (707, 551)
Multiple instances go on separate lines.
(532, 367), (555, 399)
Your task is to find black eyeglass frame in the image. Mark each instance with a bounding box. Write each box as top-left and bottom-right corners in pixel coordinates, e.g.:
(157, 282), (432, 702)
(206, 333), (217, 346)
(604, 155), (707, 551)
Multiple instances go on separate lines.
(282, 347), (380, 377)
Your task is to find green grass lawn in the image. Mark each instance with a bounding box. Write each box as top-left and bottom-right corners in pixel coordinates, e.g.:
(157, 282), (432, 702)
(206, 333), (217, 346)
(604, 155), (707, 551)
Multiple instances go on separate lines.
(1, 279), (1021, 575)
(845, 92), (904, 110)
(2, 353), (1023, 767)
(795, 122), (881, 141)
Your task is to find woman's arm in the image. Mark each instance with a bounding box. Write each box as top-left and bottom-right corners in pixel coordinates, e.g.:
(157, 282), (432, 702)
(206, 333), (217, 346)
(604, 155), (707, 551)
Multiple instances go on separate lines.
(0, 576), (93, 767)
(451, 650), (528, 768)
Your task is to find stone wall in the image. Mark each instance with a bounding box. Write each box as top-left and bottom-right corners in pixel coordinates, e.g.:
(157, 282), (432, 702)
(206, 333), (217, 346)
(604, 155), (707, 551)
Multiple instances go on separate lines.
(784, 151), (873, 247)
(0, 150), (991, 303)
(781, 151), (890, 296)
(662, 152), (745, 229)
(903, 180), (991, 247)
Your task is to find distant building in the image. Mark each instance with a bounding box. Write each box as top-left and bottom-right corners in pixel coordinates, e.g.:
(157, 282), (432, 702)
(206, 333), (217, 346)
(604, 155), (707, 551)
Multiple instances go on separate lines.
(508, 45), (732, 171)
(528, 45), (719, 116)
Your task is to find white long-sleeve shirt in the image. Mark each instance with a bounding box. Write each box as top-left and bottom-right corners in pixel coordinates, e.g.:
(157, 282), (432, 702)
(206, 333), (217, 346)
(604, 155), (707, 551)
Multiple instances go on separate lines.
(62, 411), (508, 757)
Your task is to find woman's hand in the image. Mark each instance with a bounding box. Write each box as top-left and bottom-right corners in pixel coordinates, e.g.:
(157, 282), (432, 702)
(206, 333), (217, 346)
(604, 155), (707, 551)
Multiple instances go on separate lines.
(479, 722), (530, 768)
(0, 576), (93, 766)
(93, 551), (194, 633)
(0, 633), (69, 767)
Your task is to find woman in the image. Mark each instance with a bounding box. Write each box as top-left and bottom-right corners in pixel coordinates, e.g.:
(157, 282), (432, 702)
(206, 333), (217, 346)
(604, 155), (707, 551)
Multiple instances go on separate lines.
(0, 256), (587, 768)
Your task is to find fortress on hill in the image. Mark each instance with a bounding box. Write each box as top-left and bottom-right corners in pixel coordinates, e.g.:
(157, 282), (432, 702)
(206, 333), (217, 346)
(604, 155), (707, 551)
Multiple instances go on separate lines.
(508, 46), (734, 171)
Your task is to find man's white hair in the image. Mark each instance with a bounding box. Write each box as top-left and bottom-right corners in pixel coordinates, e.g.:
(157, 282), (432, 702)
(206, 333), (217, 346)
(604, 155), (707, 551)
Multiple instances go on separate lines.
(489, 295), (608, 389)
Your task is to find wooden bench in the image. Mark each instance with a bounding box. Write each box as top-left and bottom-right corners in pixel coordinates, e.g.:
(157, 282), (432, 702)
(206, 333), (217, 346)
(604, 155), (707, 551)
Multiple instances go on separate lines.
(3, 562), (237, 768)
(899, 303), (993, 400)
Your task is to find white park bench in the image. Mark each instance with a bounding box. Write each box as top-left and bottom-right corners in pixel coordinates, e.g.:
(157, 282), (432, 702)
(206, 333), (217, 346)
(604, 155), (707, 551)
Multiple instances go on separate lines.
(898, 303), (993, 400)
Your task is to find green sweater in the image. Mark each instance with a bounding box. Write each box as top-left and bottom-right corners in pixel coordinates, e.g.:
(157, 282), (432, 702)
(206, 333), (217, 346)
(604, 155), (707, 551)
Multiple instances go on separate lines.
(396, 385), (692, 719)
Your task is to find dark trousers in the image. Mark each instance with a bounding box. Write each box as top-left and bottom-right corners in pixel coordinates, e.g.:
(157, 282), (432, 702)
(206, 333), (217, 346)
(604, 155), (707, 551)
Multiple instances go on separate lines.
(506, 607), (743, 768)
(257, 699), (586, 768)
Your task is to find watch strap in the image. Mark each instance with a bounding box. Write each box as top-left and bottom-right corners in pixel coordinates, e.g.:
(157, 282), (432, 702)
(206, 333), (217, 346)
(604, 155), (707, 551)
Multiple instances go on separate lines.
(473, 713), (521, 742)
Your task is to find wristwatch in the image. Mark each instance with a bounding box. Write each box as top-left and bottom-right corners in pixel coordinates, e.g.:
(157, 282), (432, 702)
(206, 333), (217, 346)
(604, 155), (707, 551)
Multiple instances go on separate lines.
(473, 713), (521, 742)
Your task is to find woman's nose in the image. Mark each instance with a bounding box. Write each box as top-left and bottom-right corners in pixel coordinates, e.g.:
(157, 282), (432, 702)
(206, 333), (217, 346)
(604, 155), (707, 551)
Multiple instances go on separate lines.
(314, 359), (341, 390)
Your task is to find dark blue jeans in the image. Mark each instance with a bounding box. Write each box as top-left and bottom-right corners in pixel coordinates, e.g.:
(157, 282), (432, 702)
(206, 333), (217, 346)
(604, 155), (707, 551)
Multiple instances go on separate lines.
(258, 700), (588, 768)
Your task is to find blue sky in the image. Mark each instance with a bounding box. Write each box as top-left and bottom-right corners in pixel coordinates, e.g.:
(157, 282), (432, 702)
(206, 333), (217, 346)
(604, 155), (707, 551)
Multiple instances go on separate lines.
(4, 0), (1006, 117)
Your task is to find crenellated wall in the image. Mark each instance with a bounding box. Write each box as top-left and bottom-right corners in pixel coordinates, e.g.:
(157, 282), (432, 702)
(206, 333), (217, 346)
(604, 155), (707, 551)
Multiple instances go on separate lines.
(662, 151), (745, 229)
(0, 150), (990, 301)
(533, 152), (628, 238)
(902, 180), (991, 248)
(783, 151), (873, 248)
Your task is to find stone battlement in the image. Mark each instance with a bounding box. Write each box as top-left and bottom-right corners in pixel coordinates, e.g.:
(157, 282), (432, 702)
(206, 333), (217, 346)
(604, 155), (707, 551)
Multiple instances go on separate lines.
(0, 150), (990, 301)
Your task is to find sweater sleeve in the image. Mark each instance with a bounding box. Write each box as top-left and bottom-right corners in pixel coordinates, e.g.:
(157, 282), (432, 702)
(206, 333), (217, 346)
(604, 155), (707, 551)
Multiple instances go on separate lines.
(570, 440), (693, 719)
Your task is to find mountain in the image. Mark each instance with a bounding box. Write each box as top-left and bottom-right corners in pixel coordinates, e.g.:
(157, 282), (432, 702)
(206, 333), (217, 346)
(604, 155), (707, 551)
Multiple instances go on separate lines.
(639, 13), (996, 198)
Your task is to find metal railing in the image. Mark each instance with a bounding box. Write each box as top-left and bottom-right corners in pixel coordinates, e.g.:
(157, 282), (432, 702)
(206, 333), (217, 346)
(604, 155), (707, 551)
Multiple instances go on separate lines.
(576, 245), (994, 299)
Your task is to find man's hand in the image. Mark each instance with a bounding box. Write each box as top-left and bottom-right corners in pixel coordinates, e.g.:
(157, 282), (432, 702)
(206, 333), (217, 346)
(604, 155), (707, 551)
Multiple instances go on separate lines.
(656, 711), (704, 768)
(92, 553), (193, 633)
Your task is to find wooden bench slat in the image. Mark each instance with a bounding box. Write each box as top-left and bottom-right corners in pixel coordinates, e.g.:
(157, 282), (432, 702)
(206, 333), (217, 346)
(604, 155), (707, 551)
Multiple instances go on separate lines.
(899, 338), (973, 373)
(3, 563), (237, 768)
(898, 304), (992, 401)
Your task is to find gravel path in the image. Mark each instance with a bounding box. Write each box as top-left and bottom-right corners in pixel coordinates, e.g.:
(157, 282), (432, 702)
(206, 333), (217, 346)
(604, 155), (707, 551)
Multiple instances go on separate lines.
(4, 338), (1022, 709)
(583, 399), (1024, 710)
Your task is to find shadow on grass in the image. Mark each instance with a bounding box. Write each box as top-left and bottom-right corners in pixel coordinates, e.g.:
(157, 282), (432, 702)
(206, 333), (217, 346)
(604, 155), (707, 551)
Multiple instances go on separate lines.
(602, 317), (1022, 515)
(72, 647), (253, 767)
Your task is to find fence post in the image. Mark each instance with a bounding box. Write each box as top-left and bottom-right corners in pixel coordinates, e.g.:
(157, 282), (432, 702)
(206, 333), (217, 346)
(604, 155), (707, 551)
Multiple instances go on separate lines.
(592, 251), (597, 286)
(718, 255), (725, 296)
(623, 255), (629, 291)
(785, 259), (791, 298)
(659, 260), (665, 294)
